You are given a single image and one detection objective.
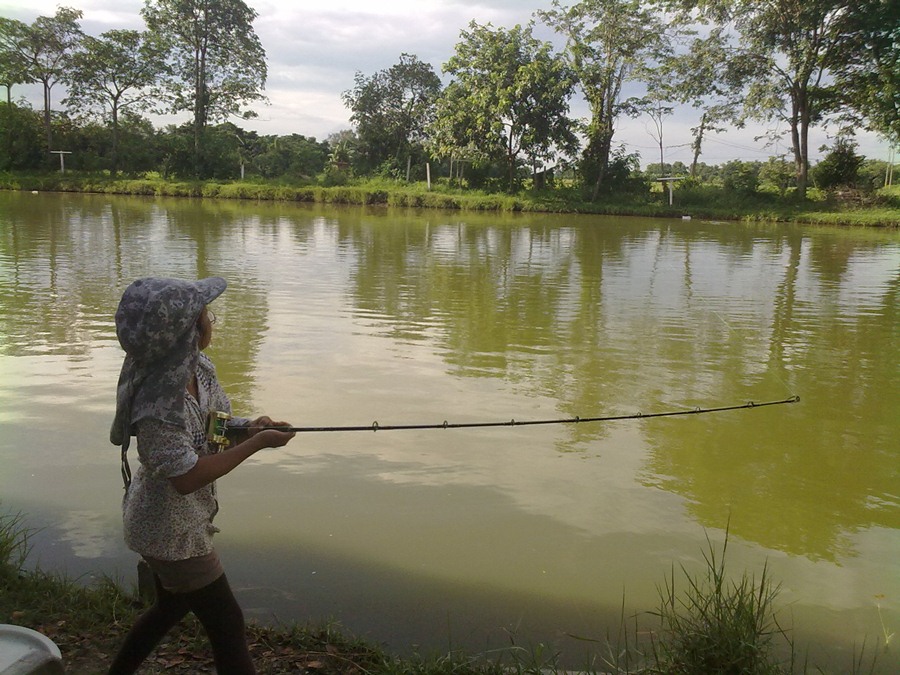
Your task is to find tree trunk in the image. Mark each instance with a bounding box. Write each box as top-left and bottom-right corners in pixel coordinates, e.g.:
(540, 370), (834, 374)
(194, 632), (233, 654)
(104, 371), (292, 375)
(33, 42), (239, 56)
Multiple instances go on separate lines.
(691, 113), (707, 177)
(797, 111), (810, 199)
(42, 82), (52, 151)
(590, 131), (613, 202)
(111, 103), (119, 177)
(790, 87), (810, 200)
(193, 28), (207, 179)
(507, 130), (516, 192)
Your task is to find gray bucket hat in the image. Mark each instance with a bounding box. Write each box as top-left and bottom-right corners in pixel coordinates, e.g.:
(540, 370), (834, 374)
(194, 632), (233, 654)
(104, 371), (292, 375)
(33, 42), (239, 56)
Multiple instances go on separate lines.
(110, 277), (226, 454)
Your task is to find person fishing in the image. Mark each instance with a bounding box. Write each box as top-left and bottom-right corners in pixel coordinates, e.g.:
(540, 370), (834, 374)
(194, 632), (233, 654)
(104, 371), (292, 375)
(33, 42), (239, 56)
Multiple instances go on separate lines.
(107, 276), (295, 675)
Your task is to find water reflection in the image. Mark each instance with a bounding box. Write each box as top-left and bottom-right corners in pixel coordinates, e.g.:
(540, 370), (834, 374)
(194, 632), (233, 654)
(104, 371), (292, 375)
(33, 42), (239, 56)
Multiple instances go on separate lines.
(58, 509), (120, 559)
(0, 191), (897, 660)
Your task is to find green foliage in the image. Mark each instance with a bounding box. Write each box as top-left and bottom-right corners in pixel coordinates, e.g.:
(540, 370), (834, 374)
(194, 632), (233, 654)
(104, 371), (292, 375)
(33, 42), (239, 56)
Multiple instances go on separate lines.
(540, 0), (671, 198)
(343, 53), (441, 175)
(0, 103), (43, 170)
(590, 146), (646, 197)
(160, 123), (260, 180)
(437, 21), (577, 192)
(320, 164), (351, 187)
(721, 159), (760, 195)
(759, 156), (795, 197)
(62, 29), (167, 174)
(1, 167), (897, 226)
(827, 0), (900, 144)
(254, 133), (328, 179)
(115, 113), (167, 175)
(857, 160), (892, 191)
(0, 22), (31, 94)
(813, 137), (864, 190)
(662, 0), (868, 198)
(141, 0), (267, 177)
(0, 7), (84, 151)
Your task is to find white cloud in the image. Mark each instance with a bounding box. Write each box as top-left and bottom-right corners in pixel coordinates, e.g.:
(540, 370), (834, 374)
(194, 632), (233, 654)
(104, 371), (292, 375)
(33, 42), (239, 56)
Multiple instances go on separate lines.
(2, 0), (893, 162)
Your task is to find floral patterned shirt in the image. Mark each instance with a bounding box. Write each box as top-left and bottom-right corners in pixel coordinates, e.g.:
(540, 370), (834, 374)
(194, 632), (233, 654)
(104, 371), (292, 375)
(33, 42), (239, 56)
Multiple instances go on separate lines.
(122, 353), (247, 560)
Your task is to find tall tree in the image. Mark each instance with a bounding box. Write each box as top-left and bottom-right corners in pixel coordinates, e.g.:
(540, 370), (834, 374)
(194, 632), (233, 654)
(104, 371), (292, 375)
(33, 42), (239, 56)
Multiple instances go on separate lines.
(63, 30), (167, 175)
(141, 0), (267, 178)
(437, 21), (577, 192)
(342, 53), (442, 176)
(661, 27), (749, 177)
(634, 94), (674, 174)
(0, 7), (83, 151)
(659, 0), (856, 199)
(540, 0), (669, 199)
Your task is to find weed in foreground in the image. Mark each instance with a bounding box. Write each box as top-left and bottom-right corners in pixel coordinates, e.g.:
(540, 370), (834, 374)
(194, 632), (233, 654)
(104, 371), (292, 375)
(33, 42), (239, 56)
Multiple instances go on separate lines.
(646, 532), (787, 674)
(0, 508), (31, 576)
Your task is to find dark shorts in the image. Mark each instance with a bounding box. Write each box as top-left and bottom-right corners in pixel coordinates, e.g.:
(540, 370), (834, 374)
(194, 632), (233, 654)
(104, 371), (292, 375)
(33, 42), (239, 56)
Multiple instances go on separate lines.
(144, 551), (224, 593)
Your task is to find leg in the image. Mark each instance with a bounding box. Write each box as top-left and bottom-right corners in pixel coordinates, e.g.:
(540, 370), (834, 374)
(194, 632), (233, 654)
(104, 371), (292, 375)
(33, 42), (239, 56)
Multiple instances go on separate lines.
(184, 574), (256, 675)
(107, 574), (191, 674)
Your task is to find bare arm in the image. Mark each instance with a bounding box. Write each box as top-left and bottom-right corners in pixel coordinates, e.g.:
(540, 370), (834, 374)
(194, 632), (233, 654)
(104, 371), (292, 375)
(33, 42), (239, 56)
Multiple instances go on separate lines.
(169, 427), (294, 495)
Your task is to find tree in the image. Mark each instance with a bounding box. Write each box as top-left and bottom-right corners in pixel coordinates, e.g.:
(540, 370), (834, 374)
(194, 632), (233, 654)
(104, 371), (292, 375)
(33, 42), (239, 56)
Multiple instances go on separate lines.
(0, 27), (32, 162)
(141, 0), (268, 178)
(658, 26), (748, 177)
(813, 137), (863, 190)
(660, 1), (860, 200)
(828, 0), (900, 145)
(254, 133), (328, 179)
(437, 21), (577, 192)
(634, 93), (674, 176)
(326, 129), (358, 166)
(63, 30), (167, 175)
(342, 53), (442, 176)
(115, 112), (166, 174)
(0, 7), (83, 152)
(759, 155), (795, 196)
(0, 31), (30, 106)
(540, 0), (669, 199)
(721, 159), (760, 195)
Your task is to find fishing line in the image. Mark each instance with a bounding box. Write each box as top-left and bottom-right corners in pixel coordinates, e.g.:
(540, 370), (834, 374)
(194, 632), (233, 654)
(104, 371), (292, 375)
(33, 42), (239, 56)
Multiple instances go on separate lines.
(216, 395), (800, 437)
(705, 304), (798, 400)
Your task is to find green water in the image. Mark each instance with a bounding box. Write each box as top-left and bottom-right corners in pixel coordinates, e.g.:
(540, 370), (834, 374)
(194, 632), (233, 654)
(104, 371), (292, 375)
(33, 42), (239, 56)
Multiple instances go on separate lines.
(1, 191), (897, 668)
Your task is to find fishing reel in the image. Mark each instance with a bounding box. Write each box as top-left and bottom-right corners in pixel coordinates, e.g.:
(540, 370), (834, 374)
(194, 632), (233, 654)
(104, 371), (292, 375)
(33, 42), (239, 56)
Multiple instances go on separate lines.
(206, 410), (232, 452)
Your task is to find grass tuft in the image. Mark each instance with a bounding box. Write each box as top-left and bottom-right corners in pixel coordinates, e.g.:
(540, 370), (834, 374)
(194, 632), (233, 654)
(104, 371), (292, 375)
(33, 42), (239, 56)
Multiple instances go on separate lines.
(647, 532), (787, 674)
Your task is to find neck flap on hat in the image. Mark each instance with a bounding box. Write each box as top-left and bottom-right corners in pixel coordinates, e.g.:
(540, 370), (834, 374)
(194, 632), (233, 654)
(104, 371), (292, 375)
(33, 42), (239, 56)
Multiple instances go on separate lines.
(110, 278), (210, 449)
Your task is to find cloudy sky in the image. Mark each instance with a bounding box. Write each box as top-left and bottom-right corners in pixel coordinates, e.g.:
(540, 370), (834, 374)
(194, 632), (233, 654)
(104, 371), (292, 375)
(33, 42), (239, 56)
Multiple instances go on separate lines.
(1, 0), (893, 167)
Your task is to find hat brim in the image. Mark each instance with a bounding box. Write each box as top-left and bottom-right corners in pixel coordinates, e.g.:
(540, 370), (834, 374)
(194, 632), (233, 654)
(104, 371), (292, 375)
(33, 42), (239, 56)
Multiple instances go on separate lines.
(194, 277), (226, 304)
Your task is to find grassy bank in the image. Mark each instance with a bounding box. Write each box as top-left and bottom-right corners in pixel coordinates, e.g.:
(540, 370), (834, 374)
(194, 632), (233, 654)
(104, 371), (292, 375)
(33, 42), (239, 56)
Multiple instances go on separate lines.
(1, 172), (898, 227)
(1, 509), (890, 674)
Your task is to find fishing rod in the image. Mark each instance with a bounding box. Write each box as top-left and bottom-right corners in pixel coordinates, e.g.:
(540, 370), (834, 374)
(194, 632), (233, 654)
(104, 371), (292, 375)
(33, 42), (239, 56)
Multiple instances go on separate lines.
(207, 395), (800, 447)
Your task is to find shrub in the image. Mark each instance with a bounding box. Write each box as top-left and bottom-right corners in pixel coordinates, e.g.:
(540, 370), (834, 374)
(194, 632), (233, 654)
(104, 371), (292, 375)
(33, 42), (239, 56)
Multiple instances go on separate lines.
(320, 164), (351, 187)
(759, 157), (795, 197)
(814, 138), (864, 190)
(721, 160), (761, 195)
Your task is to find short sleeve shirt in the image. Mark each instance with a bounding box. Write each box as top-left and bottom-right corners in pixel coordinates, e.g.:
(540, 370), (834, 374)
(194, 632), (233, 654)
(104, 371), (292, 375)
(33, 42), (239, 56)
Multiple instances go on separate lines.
(122, 353), (246, 560)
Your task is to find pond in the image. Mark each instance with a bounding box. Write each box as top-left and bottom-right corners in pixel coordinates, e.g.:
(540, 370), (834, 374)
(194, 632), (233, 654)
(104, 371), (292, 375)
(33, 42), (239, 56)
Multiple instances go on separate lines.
(0, 190), (897, 669)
